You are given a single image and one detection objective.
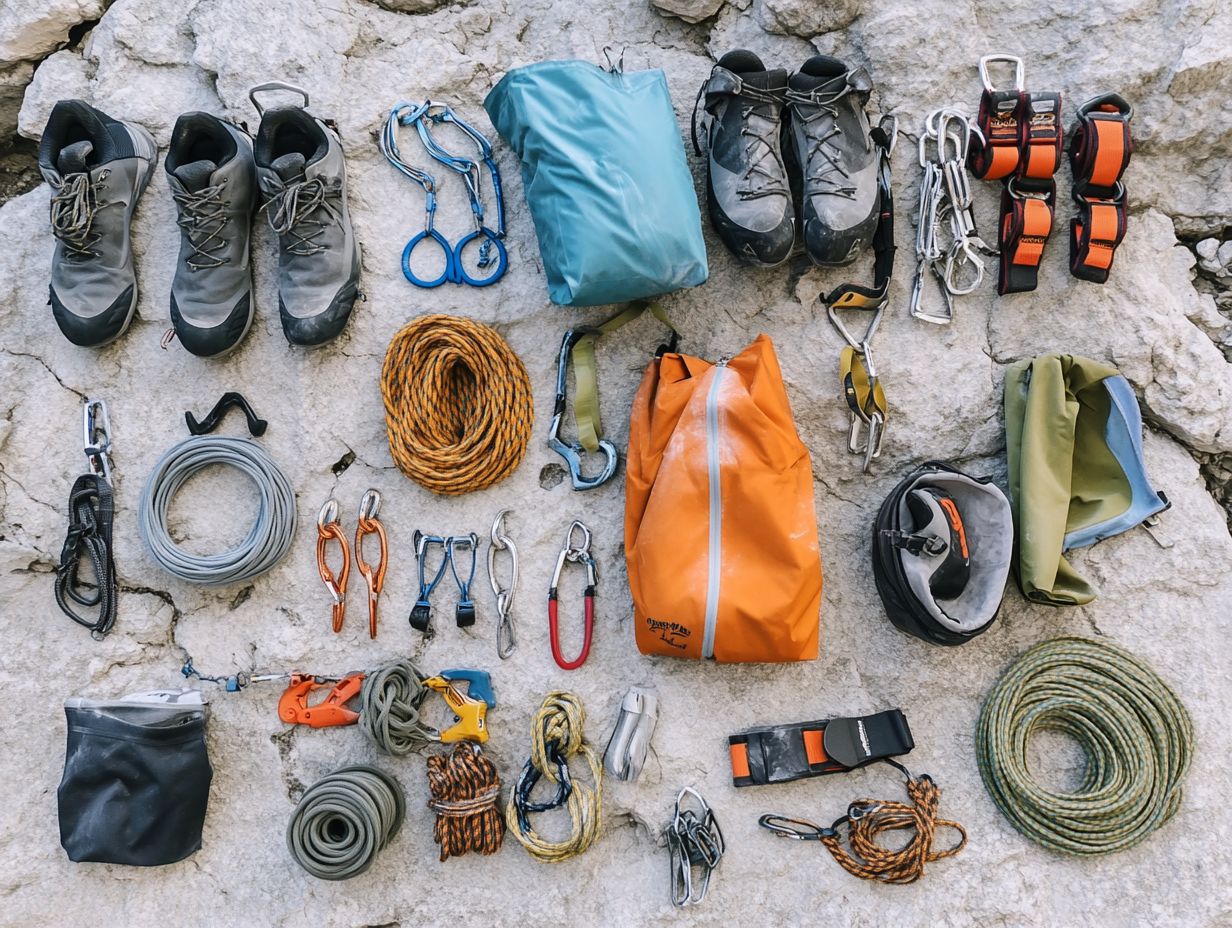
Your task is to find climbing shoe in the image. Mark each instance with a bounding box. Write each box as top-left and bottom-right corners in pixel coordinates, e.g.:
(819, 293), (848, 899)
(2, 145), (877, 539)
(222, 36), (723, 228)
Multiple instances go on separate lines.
(38, 100), (157, 347)
(165, 113), (258, 358)
(784, 56), (880, 267)
(694, 51), (794, 267)
(252, 84), (360, 347)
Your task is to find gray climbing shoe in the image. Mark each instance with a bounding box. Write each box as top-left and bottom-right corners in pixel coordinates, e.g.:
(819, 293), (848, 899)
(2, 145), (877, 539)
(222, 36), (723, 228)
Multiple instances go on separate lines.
(251, 83), (359, 347)
(784, 56), (880, 267)
(165, 113), (258, 358)
(38, 100), (157, 347)
(693, 51), (794, 267)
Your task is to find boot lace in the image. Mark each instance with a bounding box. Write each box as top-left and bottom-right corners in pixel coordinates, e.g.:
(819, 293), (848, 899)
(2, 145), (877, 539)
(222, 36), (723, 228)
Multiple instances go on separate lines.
(49, 172), (113, 258)
(694, 80), (788, 201)
(787, 83), (865, 200)
(263, 176), (342, 256)
(172, 181), (231, 270)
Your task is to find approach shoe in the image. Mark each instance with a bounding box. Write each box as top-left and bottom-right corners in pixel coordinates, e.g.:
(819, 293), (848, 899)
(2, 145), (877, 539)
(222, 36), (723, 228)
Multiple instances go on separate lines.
(38, 100), (157, 347)
(694, 51), (794, 267)
(165, 112), (258, 358)
(252, 84), (360, 347)
(784, 56), (881, 266)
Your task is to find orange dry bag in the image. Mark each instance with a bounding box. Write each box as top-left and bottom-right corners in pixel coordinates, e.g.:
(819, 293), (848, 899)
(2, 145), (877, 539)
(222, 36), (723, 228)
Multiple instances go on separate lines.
(624, 334), (822, 662)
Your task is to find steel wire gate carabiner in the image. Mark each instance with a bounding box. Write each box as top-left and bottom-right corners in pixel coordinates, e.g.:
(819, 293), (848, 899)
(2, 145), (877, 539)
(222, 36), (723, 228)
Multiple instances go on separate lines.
(379, 100), (507, 288)
(549, 328), (619, 490)
(547, 520), (597, 670)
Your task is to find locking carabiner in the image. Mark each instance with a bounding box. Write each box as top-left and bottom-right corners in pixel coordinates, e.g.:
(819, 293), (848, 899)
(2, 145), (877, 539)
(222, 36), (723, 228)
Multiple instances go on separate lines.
(353, 489), (387, 639)
(488, 509), (519, 659)
(547, 520), (598, 670)
(548, 329), (619, 491)
(316, 498), (351, 633)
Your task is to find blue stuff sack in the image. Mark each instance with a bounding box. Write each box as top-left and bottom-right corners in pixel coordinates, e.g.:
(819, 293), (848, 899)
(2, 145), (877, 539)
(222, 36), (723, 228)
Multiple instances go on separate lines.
(485, 60), (708, 306)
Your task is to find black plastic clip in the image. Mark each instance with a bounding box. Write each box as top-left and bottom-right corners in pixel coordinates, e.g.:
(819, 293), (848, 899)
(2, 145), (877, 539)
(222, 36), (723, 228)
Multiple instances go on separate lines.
(185, 392), (267, 437)
(409, 601), (432, 632)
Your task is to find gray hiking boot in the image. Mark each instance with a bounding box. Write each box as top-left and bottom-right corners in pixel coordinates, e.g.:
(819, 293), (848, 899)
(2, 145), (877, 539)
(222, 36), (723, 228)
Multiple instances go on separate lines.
(165, 112), (258, 358)
(693, 51), (794, 267)
(38, 100), (157, 347)
(251, 83), (359, 347)
(784, 56), (881, 267)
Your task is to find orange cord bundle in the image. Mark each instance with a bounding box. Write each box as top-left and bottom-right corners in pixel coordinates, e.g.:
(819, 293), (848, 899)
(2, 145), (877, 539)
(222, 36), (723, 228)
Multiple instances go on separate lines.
(426, 743), (504, 861)
(381, 314), (533, 496)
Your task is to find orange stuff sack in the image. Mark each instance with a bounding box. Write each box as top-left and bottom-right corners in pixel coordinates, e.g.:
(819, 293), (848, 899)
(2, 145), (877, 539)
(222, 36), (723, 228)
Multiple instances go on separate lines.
(624, 334), (822, 662)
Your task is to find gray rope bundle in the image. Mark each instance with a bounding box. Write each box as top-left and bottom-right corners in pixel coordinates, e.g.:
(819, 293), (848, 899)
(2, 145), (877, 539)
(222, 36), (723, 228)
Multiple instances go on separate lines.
(976, 635), (1193, 856)
(138, 435), (297, 584)
(358, 659), (434, 755)
(286, 766), (405, 880)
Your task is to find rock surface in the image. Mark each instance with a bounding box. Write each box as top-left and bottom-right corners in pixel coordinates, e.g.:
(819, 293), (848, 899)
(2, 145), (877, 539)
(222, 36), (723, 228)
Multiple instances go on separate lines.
(1, 1), (1231, 926)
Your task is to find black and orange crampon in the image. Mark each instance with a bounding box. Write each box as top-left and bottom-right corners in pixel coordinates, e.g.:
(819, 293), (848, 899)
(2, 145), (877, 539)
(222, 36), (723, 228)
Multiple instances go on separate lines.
(967, 55), (1062, 295)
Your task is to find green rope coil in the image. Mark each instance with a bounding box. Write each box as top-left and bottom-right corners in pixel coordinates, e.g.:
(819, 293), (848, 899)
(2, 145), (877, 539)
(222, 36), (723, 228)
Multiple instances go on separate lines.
(286, 766), (405, 880)
(976, 635), (1193, 856)
(357, 660), (433, 756)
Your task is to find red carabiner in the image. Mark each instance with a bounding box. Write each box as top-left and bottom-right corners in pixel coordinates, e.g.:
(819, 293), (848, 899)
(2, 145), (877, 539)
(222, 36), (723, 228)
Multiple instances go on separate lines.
(547, 520), (596, 670)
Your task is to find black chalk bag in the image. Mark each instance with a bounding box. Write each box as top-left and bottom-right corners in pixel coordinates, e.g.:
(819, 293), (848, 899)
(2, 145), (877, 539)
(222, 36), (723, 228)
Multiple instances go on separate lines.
(58, 696), (212, 865)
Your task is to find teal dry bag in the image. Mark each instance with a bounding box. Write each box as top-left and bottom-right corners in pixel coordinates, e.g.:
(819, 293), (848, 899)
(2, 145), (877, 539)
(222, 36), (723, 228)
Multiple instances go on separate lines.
(485, 60), (708, 306)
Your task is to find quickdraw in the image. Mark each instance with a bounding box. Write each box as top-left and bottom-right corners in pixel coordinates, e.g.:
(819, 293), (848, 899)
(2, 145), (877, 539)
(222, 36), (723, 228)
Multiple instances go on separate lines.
(967, 55), (1063, 295)
(55, 398), (118, 639)
(353, 489), (387, 639)
(409, 530), (450, 632)
(316, 498), (351, 633)
(547, 520), (597, 671)
(822, 116), (896, 474)
(379, 100), (507, 288)
(1068, 93), (1133, 283)
(447, 532), (479, 628)
(911, 108), (995, 324)
(667, 788), (725, 907)
(548, 301), (677, 491)
(487, 509), (520, 659)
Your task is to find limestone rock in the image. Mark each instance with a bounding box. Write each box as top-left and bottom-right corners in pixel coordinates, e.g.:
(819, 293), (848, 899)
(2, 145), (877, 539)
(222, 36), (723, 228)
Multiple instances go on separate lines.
(0, 0), (111, 68)
(1, 0), (1231, 925)
(650, 0), (727, 25)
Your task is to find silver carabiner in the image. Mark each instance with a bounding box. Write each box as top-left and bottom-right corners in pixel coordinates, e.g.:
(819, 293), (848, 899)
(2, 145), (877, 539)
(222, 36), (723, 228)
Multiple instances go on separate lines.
(358, 488), (381, 521)
(487, 508), (519, 659)
(978, 54), (1025, 93)
(548, 329), (619, 491)
(82, 398), (113, 482)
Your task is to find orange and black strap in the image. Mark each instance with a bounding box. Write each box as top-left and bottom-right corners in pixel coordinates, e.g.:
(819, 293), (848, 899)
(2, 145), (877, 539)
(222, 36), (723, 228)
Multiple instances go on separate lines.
(1068, 93), (1133, 283)
(729, 710), (913, 787)
(969, 87), (1023, 181)
(993, 92), (1062, 294)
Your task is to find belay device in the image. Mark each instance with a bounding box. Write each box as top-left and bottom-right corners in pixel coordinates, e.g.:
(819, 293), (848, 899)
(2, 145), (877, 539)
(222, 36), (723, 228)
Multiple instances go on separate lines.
(872, 462), (1013, 646)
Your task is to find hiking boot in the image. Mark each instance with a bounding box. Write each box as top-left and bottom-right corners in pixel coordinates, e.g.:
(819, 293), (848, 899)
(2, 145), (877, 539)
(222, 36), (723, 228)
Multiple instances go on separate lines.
(252, 84), (359, 347)
(165, 113), (258, 358)
(694, 51), (794, 267)
(784, 56), (880, 267)
(38, 100), (157, 347)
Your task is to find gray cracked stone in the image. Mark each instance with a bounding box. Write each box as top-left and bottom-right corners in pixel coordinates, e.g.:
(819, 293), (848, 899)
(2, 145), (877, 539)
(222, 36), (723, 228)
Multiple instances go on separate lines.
(2, 1), (1231, 926)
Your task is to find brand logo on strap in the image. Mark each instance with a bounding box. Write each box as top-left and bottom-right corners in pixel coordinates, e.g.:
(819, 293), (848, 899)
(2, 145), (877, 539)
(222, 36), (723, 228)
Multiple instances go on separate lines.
(857, 720), (871, 756)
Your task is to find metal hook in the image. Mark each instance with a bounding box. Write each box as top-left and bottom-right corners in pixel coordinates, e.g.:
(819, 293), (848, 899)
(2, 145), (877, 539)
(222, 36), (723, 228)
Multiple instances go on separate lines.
(82, 397), (113, 482)
(548, 329), (619, 491)
(488, 509), (519, 659)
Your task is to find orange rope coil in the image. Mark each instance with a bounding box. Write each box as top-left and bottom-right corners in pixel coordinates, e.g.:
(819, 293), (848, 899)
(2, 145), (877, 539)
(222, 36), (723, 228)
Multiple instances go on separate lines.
(381, 314), (533, 495)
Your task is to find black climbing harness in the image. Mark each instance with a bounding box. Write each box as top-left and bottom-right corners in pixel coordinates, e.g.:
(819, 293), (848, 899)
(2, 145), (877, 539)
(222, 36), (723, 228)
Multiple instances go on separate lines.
(54, 398), (118, 639)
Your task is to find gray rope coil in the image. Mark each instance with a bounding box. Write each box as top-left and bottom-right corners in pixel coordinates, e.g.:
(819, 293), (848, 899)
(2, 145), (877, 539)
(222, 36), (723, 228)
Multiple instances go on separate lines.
(358, 659), (434, 755)
(286, 766), (405, 880)
(976, 635), (1194, 856)
(138, 435), (297, 585)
